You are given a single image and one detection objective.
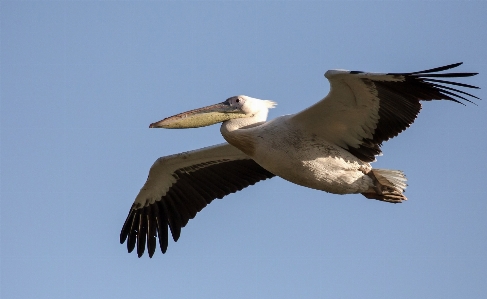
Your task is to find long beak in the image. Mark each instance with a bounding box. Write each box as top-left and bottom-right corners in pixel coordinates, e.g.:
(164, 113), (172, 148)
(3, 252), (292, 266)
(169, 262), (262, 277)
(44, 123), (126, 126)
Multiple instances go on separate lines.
(149, 102), (246, 129)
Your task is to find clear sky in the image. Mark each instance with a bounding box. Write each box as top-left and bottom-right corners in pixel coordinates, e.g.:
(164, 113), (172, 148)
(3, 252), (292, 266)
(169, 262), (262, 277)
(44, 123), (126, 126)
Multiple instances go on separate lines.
(1, 1), (486, 298)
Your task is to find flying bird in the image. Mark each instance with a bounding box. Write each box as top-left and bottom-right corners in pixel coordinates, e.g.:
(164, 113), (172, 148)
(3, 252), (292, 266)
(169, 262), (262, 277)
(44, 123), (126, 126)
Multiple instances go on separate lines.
(120, 62), (479, 257)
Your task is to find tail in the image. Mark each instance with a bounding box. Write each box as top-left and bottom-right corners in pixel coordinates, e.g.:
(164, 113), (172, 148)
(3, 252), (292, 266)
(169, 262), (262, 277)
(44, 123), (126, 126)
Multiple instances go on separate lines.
(361, 169), (408, 203)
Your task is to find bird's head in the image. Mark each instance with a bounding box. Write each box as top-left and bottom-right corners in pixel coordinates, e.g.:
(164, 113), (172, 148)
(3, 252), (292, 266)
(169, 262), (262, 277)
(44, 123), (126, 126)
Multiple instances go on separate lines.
(149, 95), (277, 129)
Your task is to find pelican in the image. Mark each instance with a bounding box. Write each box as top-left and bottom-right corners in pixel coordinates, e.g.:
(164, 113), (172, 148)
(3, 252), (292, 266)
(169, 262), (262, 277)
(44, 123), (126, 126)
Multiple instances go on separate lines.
(120, 62), (479, 257)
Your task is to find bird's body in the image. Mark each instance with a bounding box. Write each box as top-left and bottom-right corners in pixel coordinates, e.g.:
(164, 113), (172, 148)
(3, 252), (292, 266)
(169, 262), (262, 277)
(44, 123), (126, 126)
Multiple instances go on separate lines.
(121, 62), (479, 257)
(223, 115), (373, 194)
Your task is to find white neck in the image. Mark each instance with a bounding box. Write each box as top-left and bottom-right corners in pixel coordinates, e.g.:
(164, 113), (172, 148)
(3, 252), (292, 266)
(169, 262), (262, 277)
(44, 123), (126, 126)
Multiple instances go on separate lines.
(219, 109), (269, 156)
(220, 108), (269, 134)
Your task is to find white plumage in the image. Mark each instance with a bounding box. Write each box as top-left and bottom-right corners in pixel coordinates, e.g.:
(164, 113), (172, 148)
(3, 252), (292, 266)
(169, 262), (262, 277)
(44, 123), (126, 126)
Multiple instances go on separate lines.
(120, 62), (479, 257)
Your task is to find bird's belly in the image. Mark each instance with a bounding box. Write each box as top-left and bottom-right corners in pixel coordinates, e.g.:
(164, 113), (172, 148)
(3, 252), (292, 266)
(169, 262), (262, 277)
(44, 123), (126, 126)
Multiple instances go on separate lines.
(252, 137), (372, 194)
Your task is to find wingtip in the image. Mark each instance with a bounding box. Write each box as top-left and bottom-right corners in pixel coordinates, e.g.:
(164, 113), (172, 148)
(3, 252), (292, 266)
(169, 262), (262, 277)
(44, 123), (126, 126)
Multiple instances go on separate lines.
(127, 240), (135, 253)
(120, 234), (127, 245)
(442, 62), (463, 70)
(407, 62), (466, 75)
(172, 232), (181, 242)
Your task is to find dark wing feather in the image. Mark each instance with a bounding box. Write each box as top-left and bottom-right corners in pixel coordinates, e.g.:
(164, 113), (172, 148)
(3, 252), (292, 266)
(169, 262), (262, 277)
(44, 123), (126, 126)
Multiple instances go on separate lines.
(121, 157), (274, 257)
(348, 63), (479, 161)
(407, 62), (463, 74)
(291, 63), (480, 163)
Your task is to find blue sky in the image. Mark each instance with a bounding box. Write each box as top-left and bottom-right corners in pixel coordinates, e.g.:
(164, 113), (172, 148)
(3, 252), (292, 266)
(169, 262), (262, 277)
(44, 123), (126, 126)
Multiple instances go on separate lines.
(1, 1), (486, 298)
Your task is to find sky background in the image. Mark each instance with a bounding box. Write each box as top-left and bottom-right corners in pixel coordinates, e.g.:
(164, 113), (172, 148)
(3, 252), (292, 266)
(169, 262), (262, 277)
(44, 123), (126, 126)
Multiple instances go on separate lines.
(1, 1), (487, 298)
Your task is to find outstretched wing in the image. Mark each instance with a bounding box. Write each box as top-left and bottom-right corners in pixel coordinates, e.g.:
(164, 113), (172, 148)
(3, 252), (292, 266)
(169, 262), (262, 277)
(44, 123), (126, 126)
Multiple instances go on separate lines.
(290, 62), (480, 162)
(120, 143), (275, 257)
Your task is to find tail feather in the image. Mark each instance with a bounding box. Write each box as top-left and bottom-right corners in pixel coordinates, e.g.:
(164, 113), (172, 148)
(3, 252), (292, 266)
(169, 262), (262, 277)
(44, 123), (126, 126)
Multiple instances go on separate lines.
(376, 169), (407, 191)
(362, 169), (408, 203)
